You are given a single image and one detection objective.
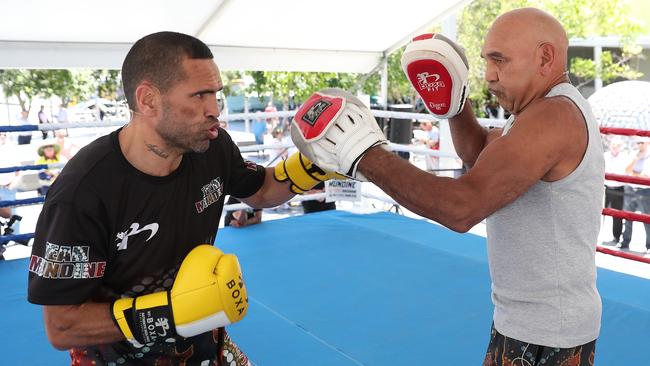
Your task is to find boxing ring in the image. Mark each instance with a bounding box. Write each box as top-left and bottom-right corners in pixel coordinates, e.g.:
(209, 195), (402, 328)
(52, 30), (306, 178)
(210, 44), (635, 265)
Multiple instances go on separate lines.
(1, 115), (650, 365)
(1, 211), (649, 365)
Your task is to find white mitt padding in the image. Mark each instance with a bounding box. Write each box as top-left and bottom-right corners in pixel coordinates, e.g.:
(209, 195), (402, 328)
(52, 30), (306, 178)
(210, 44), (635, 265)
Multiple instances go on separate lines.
(401, 33), (469, 119)
(290, 88), (387, 180)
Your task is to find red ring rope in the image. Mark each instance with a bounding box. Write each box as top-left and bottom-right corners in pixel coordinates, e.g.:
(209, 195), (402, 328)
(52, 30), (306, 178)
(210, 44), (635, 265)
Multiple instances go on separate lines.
(605, 173), (650, 186)
(596, 246), (650, 264)
(602, 208), (650, 225)
(600, 127), (650, 137)
(598, 209), (650, 263)
(600, 128), (650, 264)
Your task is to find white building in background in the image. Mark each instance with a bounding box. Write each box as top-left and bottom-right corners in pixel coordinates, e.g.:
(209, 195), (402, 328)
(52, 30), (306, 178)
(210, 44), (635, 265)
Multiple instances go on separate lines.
(569, 36), (650, 98)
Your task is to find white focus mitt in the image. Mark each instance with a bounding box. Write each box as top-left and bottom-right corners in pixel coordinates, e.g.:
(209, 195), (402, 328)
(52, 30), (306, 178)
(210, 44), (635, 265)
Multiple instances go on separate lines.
(290, 88), (388, 181)
(401, 33), (469, 119)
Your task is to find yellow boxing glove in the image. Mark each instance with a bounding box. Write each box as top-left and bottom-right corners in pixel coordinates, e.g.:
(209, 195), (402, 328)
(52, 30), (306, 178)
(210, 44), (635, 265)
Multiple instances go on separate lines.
(111, 245), (247, 345)
(274, 152), (344, 194)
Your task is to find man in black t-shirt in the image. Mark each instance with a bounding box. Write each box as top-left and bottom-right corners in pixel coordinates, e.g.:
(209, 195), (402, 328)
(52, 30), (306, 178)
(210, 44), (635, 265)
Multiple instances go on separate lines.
(27, 32), (337, 366)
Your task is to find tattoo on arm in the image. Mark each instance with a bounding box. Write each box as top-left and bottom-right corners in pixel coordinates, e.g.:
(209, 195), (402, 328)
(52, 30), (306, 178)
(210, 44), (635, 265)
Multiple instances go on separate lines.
(145, 143), (169, 158)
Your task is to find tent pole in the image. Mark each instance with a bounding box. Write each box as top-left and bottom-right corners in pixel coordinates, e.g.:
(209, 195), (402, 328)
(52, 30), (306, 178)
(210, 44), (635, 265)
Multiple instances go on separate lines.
(380, 56), (388, 110)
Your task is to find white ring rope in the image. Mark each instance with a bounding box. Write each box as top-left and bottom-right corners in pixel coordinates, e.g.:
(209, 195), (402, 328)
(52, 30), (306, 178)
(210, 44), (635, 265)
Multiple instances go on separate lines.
(223, 192), (328, 212)
(0, 110), (507, 133)
(238, 141), (459, 158)
(222, 191), (397, 213)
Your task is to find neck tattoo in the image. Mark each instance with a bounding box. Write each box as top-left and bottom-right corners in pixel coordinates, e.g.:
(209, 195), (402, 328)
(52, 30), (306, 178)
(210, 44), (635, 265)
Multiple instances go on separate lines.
(146, 143), (170, 159)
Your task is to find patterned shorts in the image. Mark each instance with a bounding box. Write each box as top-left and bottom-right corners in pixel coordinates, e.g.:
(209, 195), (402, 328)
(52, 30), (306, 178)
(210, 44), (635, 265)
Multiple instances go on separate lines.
(483, 324), (596, 366)
(222, 331), (251, 366)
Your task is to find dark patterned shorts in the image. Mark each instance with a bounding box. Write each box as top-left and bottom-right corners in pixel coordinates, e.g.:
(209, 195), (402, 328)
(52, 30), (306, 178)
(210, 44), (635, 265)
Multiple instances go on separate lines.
(222, 330), (251, 366)
(483, 324), (596, 366)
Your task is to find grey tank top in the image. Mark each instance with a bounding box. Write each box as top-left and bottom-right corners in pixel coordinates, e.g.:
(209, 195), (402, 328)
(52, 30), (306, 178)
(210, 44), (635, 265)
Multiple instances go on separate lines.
(486, 83), (604, 347)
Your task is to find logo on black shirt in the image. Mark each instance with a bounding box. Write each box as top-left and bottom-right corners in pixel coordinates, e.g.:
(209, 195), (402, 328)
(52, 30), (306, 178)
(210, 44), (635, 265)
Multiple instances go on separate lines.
(115, 222), (160, 251)
(29, 242), (106, 279)
(244, 160), (257, 171)
(195, 177), (223, 213)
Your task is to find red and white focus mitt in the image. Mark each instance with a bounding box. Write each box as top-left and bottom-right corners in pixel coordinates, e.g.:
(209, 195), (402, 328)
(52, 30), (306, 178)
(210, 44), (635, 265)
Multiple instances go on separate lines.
(401, 33), (469, 119)
(290, 88), (387, 180)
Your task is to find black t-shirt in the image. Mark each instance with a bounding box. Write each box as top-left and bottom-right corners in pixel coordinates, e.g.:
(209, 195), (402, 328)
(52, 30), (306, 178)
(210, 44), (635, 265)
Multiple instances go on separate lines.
(27, 127), (265, 365)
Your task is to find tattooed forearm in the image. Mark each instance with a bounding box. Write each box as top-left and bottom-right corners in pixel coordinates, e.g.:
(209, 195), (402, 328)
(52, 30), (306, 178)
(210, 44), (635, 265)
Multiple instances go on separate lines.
(145, 143), (169, 158)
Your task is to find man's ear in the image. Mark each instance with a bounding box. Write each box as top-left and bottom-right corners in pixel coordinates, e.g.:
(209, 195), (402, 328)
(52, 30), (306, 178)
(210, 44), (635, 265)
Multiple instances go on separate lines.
(134, 82), (161, 117)
(538, 43), (555, 76)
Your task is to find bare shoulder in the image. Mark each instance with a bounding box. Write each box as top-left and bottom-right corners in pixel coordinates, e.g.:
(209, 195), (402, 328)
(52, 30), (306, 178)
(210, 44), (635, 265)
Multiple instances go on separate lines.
(518, 96), (585, 132)
(511, 95), (588, 181)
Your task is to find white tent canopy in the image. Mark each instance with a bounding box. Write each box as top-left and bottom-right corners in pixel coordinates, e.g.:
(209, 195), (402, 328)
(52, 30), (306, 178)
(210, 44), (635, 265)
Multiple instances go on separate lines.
(0, 0), (469, 73)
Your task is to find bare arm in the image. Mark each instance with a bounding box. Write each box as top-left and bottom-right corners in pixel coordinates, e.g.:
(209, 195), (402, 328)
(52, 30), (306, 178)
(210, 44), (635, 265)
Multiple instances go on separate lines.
(358, 97), (585, 232)
(625, 153), (643, 175)
(448, 102), (490, 167)
(43, 303), (123, 350)
(625, 159), (636, 175)
(239, 168), (295, 209)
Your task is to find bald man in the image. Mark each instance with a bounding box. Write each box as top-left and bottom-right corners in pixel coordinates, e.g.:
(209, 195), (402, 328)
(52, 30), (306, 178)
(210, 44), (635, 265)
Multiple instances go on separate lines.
(357, 8), (603, 365)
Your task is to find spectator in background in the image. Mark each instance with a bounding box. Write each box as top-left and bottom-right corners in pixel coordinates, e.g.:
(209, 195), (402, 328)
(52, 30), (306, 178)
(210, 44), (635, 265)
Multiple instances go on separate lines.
(251, 113), (267, 145)
(602, 138), (630, 246)
(0, 132), (20, 241)
(283, 123), (298, 156)
(55, 102), (70, 137)
(36, 143), (62, 165)
(223, 196), (262, 228)
(265, 127), (288, 166)
(417, 121), (440, 173)
(35, 143), (63, 196)
(56, 103), (69, 125)
(54, 130), (79, 160)
(619, 137), (650, 250)
(37, 106), (51, 139)
(16, 111), (33, 145)
(264, 100), (279, 129)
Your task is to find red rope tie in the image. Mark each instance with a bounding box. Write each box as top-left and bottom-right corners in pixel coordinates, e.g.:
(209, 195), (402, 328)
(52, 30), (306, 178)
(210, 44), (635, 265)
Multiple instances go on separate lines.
(596, 246), (650, 264)
(602, 208), (650, 225)
(604, 173), (650, 186)
(600, 127), (650, 137)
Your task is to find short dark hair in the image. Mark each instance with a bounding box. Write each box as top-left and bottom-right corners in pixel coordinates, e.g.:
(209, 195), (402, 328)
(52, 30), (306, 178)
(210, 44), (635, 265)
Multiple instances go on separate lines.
(121, 31), (214, 111)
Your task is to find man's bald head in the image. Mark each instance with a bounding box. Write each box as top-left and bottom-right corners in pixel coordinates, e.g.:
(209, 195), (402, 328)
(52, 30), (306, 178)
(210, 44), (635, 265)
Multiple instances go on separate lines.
(490, 8), (568, 70)
(481, 7), (569, 113)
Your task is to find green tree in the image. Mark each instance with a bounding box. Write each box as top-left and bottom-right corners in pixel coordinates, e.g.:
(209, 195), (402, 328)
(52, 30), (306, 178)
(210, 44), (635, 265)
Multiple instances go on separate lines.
(0, 69), (102, 112)
(360, 48), (418, 106)
(91, 70), (121, 100)
(0, 70), (48, 112)
(247, 71), (360, 108)
(44, 70), (96, 105)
